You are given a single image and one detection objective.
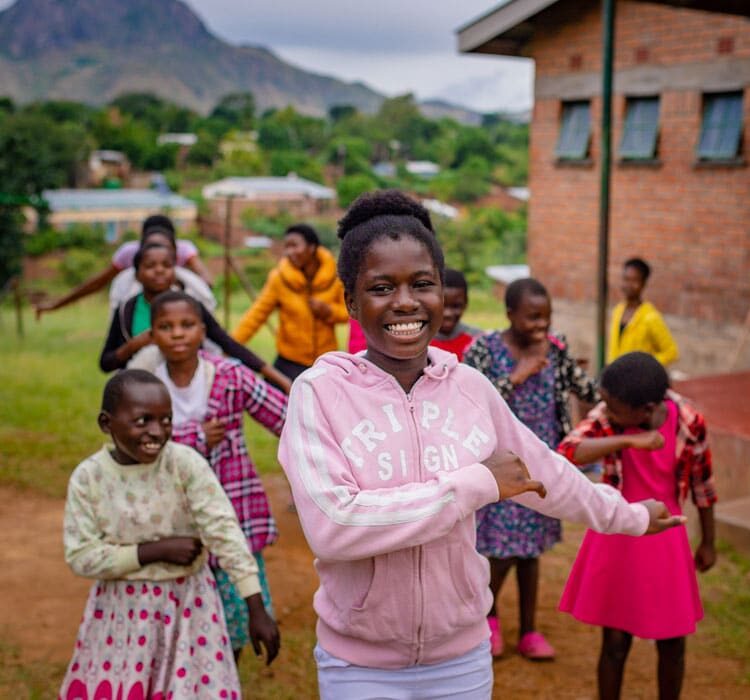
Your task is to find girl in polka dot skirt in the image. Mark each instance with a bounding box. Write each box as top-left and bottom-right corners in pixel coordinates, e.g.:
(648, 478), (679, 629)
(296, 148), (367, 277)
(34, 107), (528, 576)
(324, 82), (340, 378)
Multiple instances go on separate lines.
(59, 370), (279, 700)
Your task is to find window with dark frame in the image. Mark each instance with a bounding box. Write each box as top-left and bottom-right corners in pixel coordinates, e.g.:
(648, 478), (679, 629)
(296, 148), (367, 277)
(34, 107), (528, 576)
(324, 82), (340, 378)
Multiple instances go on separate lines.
(697, 91), (743, 160)
(556, 101), (591, 160)
(620, 96), (659, 160)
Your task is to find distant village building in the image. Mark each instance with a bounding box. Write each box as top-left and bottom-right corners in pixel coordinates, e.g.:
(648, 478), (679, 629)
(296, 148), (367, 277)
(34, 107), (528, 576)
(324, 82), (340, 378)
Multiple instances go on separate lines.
(87, 150), (131, 187)
(458, 0), (750, 375)
(41, 189), (197, 241)
(201, 175), (335, 245)
(156, 133), (198, 147)
(373, 161), (441, 179)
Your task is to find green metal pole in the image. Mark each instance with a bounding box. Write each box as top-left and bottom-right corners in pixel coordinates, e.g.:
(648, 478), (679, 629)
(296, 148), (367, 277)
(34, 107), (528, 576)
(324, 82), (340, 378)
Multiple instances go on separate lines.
(597, 0), (616, 370)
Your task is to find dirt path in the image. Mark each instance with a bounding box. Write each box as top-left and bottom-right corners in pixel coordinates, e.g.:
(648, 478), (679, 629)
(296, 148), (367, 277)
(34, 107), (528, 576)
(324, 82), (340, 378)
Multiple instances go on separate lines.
(0, 479), (744, 699)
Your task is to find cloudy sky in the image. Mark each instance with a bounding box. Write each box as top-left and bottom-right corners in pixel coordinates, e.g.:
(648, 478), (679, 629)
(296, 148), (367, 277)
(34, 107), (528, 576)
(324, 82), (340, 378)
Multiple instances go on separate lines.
(0, 0), (534, 113)
(184, 0), (533, 113)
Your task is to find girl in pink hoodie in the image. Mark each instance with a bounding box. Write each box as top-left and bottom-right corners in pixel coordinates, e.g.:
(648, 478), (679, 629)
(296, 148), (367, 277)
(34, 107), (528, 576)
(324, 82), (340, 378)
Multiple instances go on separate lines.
(277, 190), (684, 700)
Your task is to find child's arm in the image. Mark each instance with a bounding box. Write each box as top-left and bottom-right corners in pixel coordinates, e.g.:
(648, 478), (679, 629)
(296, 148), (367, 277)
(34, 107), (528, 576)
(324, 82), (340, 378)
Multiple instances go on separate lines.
(64, 464), (143, 578)
(231, 275), (279, 344)
(99, 304), (152, 372)
(694, 505), (716, 572)
(238, 364), (287, 437)
(201, 306), (266, 371)
(476, 377), (677, 537)
(559, 344), (599, 403)
(35, 263), (119, 318)
(180, 448), (280, 663)
(568, 431), (665, 465)
(648, 309), (679, 366)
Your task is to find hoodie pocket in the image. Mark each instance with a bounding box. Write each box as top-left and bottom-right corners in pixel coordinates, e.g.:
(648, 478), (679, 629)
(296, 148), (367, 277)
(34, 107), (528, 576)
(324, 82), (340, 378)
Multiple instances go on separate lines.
(422, 541), (490, 642)
(319, 554), (408, 643)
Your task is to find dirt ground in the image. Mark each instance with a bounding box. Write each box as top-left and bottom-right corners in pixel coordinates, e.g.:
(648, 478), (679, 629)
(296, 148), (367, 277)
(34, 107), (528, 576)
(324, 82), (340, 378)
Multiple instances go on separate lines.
(1, 477), (745, 699)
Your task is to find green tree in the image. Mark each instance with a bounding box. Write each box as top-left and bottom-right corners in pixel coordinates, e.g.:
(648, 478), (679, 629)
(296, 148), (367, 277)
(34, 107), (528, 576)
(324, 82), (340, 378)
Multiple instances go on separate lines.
(269, 151), (324, 183)
(0, 113), (89, 195)
(211, 92), (256, 130)
(328, 104), (358, 123)
(186, 132), (220, 166)
(336, 174), (378, 208)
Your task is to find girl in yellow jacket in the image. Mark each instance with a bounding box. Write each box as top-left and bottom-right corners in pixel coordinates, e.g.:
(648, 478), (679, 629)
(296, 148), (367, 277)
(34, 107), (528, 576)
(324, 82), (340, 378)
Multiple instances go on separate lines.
(608, 257), (679, 367)
(232, 224), (348, 381)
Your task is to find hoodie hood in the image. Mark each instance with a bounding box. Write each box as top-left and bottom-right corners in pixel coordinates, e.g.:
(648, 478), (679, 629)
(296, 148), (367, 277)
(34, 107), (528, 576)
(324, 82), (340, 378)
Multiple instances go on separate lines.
(278, 245), (340, 294)
(313, 346), (459, 390)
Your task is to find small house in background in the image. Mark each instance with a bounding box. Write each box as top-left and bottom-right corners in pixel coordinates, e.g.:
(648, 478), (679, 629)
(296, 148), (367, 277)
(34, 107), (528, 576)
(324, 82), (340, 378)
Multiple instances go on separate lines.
(405, 160), (440, 178)
(87, 150), (131, 187)
(485, 263), (531, 302)
(201, 175), (335, 245)
(458, 0), (750, 376)
(40, 189), (197, 241)
(156, 133), (198, 147)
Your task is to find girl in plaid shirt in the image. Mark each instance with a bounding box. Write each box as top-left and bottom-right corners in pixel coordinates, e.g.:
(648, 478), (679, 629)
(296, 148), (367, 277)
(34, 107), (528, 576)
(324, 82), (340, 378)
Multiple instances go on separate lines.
(149, 291), (288, 660)
(558, 352), (716, 700)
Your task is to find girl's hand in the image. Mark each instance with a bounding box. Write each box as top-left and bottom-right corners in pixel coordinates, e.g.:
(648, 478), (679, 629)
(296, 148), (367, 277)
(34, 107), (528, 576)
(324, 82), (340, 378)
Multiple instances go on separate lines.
(482, 450), (547, 500)
(138, 537), (203, 566)
(308, 298), (332, 320)
(627, 430), (665, 451)
(246, 593), (281, 665)
(694, 542), (716, 572)
(202, 418), (226, 448)
(640, 499), (687, 534)
(509, 355), (549, 385)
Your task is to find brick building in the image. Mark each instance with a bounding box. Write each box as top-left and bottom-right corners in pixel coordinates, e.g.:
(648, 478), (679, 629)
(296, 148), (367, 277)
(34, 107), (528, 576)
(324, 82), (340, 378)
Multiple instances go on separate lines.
(459, 0), (750, 374)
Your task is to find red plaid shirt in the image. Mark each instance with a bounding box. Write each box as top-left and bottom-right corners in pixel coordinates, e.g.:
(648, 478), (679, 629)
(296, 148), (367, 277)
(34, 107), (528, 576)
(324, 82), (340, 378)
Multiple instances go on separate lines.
(558, 390), (717, 508)
(171, 352), (287, 553)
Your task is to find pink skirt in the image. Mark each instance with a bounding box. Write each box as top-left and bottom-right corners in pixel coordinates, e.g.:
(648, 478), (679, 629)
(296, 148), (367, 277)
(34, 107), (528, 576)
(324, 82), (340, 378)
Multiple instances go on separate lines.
(559, 524), (703, 639)
(59, 565), (241, 700)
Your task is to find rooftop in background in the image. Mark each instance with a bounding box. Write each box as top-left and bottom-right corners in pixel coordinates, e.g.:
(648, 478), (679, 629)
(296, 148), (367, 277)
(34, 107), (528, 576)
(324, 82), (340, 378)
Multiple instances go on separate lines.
(42, 189), (197, 212)
(202, 175), (335, 200)
(485, 264), (530, 285)
(157, 133), (198, 146)
(457, 0), (750, 55)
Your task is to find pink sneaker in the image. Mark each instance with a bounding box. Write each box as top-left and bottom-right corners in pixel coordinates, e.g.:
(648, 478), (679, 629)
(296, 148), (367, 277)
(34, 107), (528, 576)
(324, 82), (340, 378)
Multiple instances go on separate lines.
(518, 631), (555, 660)
(487, 616), (503, 657)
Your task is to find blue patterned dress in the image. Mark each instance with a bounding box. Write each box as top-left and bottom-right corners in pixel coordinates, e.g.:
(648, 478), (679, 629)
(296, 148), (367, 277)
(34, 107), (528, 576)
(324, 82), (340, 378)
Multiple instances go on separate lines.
(468, 332), (563, 559)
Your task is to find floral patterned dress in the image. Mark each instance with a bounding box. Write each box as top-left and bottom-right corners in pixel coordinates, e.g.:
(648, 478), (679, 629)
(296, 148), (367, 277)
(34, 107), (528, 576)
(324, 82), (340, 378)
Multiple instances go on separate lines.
(465, 331), (597, 559)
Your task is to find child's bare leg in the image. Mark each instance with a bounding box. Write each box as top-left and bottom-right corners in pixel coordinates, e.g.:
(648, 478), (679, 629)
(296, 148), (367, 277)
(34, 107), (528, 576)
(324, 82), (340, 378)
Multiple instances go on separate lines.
(656, 636), (685, 700)
(488, 557), (515, 616)
(515, 557), (539, 635)
(598, 627), (633, 700)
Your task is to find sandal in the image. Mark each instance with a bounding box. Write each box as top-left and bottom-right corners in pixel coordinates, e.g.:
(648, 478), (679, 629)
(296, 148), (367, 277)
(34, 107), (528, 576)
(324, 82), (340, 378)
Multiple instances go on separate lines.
(518, 631), (555, 660)
(487, 615), (504, 657)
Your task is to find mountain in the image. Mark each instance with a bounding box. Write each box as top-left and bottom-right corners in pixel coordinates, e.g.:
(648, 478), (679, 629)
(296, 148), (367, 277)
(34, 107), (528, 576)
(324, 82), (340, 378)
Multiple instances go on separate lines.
(0, 0), (385, 115)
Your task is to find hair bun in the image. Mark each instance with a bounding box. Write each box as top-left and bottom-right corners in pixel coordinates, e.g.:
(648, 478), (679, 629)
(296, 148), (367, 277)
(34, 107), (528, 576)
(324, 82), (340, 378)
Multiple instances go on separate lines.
(337, 189), (434, 240)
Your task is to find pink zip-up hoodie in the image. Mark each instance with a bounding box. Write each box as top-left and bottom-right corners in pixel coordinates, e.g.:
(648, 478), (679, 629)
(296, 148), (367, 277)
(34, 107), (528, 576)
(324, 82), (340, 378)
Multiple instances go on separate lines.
(278, 347), (649, 669)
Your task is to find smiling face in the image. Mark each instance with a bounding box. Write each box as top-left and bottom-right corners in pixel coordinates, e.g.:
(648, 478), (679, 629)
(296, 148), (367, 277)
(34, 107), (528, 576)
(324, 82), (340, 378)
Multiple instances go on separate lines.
(440, 286), (468, 336)
(151, 300), (205, 363)
(98, 382), (173, 464)
(135, 246), (175, 297)
(283, 232), (317, 271)
(507, 292), (551, 346)
(348, 236), (443, 369)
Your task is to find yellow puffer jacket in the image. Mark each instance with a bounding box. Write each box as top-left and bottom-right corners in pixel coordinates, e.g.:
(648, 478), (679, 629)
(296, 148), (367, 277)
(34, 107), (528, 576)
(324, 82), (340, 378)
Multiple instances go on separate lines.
(231, 246), (348, 366)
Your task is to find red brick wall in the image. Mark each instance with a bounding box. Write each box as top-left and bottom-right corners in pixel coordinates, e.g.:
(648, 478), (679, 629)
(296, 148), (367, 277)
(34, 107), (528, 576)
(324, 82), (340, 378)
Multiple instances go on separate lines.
(526, 1), (750, 324)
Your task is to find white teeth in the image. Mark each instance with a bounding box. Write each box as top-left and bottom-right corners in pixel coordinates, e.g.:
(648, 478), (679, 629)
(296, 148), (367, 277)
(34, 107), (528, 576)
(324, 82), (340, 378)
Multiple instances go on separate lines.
(386, 322), (423, 334)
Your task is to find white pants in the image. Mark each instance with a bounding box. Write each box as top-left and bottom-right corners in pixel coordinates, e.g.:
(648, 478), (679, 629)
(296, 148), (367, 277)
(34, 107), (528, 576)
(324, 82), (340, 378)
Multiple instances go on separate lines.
(316, 640), (493, 700)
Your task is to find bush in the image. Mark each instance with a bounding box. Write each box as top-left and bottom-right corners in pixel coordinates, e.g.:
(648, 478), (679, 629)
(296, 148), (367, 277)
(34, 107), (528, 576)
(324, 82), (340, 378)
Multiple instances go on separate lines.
(24, 225), (108, 257)
(59, 248), (101, 286)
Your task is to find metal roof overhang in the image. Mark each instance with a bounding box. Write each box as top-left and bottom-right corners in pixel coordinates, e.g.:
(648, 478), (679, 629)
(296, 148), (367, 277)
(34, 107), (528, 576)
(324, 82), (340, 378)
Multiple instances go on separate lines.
(457, 0), (750, 56)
